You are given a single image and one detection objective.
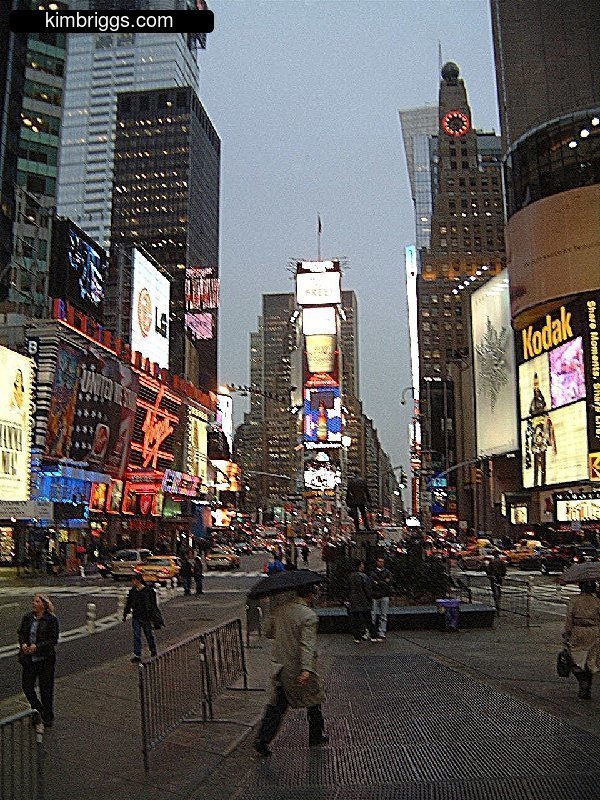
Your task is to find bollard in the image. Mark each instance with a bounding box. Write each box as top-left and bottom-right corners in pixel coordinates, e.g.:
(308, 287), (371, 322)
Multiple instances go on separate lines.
(171, 577), (178, 597)
(86, 602), (97, 634)
(159, 583), (167, 605)
(80, 565), (85, 578)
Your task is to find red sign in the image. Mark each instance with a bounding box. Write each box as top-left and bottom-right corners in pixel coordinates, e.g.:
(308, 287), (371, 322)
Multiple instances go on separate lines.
(129, 376), (181, 473)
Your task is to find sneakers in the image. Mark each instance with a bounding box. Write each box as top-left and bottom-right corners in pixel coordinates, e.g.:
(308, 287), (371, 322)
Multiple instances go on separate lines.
(253, 740), (272, 757)
(130, 655), (142, 663)
(369, 637), (379, 642)
(353, 638), (362, 643)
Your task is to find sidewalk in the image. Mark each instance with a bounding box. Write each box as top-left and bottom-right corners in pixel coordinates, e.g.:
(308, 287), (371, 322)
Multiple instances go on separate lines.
(4, 603), (600, 799)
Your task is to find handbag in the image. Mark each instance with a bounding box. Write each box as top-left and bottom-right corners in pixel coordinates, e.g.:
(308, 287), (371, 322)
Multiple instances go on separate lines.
(556, 647), (572, 677)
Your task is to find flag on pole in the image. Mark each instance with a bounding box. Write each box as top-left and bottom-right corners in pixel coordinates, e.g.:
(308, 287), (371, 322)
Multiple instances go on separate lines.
(318, 215), (322, 235)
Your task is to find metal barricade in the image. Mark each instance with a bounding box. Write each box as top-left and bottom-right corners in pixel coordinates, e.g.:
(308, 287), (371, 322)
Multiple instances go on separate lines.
(460, 574), (531, 625)
(202, 618), (248, 721)
(139, 631), (205, 773)
(0, 709), (44, 800)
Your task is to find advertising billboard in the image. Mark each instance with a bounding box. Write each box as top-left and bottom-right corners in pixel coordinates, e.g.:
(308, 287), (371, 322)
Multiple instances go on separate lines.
(50, 218), (107, 321)
(517, 294), (599, 488)
(305, 335), (337, 374)
(506, 185), (600, 325)
(302, 306), (336, 336)
(216, 393), (233, 450)
(304, 463), (341, 491)
(185, 406), (209, 485)
(44, 343), (138, 479)
(0, 347), (33, 501)
(131, 249), (170, 370)
(296, 272), (341, 307)
(185, 266), (218, 343)
(303, 386), (342, 448)
(471, 271), (518, 457)
(128, 379), (181, 473)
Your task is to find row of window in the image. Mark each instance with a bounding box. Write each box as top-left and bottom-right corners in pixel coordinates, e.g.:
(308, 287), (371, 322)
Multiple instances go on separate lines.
(421, 307), (462, 317)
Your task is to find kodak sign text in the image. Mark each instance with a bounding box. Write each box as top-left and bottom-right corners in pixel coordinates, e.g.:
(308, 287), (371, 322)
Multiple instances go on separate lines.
(522, 306), (573, 360)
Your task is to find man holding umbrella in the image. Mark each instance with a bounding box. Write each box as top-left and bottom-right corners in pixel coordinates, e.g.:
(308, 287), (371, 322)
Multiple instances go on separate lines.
(250, 569), (327, 756)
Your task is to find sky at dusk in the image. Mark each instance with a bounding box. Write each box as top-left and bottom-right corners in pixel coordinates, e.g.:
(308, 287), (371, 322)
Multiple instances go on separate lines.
(199, 0), (501, 479)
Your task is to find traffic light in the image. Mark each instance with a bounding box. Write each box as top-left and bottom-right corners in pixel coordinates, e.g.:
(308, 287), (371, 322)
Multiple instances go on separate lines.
(470, 465), (483, 485)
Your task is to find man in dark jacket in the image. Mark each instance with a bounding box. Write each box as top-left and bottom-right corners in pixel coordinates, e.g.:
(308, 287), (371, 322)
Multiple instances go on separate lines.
(486, 553), (507, 612)
(348, 560), (372, 642)
(346, 475), (372, 532)
(369, 557), (393, 641)
(18, 594), (59, 728)
(123, 575), (158, 662)
(179, 551), (194, 595)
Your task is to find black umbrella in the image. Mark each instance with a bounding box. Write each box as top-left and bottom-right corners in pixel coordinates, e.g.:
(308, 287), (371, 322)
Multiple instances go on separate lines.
(247, 569), (326, 599)
(559, 562), (600, 585)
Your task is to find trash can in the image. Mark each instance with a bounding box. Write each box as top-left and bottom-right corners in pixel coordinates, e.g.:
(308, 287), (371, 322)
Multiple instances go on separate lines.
(436, 598), (461, 631)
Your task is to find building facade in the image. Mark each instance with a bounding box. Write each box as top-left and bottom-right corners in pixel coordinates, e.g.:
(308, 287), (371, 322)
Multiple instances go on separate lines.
(109, 85), (220, 390)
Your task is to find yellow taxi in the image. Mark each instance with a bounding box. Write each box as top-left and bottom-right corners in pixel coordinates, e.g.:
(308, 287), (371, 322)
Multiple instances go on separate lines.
(205, 548), (241, 571)
(134, 555), (180, 585)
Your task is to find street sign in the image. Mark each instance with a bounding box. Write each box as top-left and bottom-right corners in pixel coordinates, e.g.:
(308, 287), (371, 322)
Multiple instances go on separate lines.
(0, 500), (54, 520)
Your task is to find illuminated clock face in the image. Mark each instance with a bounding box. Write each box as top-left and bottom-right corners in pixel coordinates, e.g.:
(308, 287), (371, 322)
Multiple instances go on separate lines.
(442, 110), (470, 137)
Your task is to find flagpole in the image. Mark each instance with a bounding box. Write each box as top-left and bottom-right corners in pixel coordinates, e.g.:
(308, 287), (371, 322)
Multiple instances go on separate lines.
(317, 214), (322, 260)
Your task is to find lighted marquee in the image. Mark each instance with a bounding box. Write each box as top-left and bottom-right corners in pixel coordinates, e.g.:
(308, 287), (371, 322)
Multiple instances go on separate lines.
(0, 347), (33, 501)
(517, 295), (599, 488)
(555, 491), (600, 522)
(303, 386), (342, 448)
(129, 377), (182, 472)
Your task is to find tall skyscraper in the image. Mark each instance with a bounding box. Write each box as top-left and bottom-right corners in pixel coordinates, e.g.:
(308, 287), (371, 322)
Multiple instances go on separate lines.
(409, 63), (505, 529)
(57, 0), (206, 251)
(109, 85), (220, 391)
(0, 1), (28, 304)
(398, 106), (438, 250)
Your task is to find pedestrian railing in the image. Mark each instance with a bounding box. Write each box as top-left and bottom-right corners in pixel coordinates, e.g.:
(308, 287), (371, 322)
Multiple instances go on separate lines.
(202, 618), (249, 721)
(139, 618), (252, 772)
(0, 709), (44, 800)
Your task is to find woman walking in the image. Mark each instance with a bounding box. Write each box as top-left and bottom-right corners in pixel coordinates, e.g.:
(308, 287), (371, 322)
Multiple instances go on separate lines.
(18, 594), (59, 728)
(563, 580), (600, 699)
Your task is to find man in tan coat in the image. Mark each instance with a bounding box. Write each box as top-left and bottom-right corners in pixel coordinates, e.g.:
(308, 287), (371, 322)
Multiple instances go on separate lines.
(563, 579), (600, 699)
(254, 584), (326, 757)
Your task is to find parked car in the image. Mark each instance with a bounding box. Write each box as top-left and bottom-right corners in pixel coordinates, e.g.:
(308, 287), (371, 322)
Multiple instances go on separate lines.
(110, 548), (153, 581)
(232, 542), (251, 555)
(134, 555), (180, 585)
(205, 548), (241, 570)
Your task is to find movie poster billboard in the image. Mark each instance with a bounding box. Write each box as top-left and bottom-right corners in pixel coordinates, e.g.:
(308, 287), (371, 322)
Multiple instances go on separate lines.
(471, 271), (518, 457)
(303, 386), (342, 449)
(517, 294), (598, 488)
(0, 347), (33, 501)
(44, 343), (138, 479)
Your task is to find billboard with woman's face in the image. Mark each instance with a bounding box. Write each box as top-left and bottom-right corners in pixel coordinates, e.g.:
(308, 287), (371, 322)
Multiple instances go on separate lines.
(0, 347), (33, 501)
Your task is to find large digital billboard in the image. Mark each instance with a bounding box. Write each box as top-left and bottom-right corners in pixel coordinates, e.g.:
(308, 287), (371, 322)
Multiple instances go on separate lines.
(185, 266), (218, 343)
(303, 386), (342, 448)
(131, 249), (170, 370)
(302, 306), (336, 336)
(50, 218), (107, 321)
(471, 271), (518, 457)
(0, 347), (33, 501)
(44, 343), (139, 479)
(517, 294), (599, 488)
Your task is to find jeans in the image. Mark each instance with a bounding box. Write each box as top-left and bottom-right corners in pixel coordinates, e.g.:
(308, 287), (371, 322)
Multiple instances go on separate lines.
(256, 684), (324, 746)
(21, 655), (56, 723)
(132, 617), (156, 658)
(182, 576), (192, 595)
(371, 597), (390, 637)
(194, 575), (203, 594)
